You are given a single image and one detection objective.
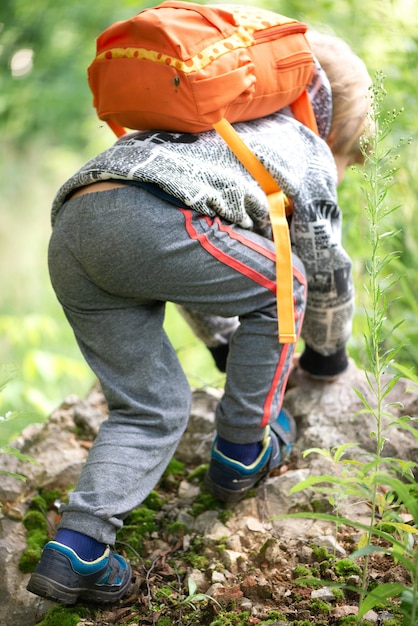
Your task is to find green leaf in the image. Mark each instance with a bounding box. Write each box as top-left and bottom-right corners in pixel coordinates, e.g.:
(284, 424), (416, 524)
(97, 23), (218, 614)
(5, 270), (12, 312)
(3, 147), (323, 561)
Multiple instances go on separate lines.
(357, 532), (370, 550)
(0, 469), (27, 481)
(358, 583), (407, 618)
(1, 447), (38, 464)
(187, 577), (197, 597)
(288, 474), (347, 494)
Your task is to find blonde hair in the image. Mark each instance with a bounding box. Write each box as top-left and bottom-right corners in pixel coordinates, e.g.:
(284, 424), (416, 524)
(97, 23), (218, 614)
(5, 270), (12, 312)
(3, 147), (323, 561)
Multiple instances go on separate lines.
(306, 30), (372, 164)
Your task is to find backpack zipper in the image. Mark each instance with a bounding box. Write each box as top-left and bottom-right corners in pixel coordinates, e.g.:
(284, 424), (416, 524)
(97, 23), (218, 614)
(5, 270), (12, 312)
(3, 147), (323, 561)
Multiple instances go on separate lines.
(274, 51), (313, 71)
(253, 21), (308, 43)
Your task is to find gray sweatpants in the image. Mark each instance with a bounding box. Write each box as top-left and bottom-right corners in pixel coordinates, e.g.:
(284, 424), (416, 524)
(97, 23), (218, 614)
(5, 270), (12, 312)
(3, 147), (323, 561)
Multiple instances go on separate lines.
(48, 186), (306, 544)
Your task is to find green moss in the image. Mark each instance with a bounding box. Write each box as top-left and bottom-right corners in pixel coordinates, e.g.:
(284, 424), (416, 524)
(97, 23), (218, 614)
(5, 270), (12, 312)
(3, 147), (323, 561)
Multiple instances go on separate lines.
(218, 508), (234, 525)
(40, 488), (66, 508)
(310, 599), (331, 614)
(258, 537), (273, 553)
(20, 488), (72, 574)
(182, 537), (208, 569)
(124, 506), (157, 531)
(367, 578), (379, 591)
(292, 565), (323, 590)
(184, 551), (208, 569)
(188, 492), (220, 517)
(23, 510), (48, 533)
(143, 489), (164, 511)
(330, 586), (345, 600)
(167, 520), (188, 535)
(338, 619), (374, 626)
(293, 564), (312, 578)
(19, 509), (49, 573)
(156, 617), (172, 626)
(209, 611), (251, 625)
(338, 617), (357, 626)
(154, 585), (175, 600)
(34, 605), (87, 626)
(319, 559), (333, 576)
(311, 498), (333, 513)
(118, 506), (157, 553)
(19, 543), (43, 573)
(158, 457), (186, 489)
(295, 578), (322, 590)
(187, 464), (208, 482)
(265, 610), (287, 621)
(311, 545), (332, 562)
(334, 558), (362, 577)
(164, 457), (185, 478)
(28, 494), (48, 512)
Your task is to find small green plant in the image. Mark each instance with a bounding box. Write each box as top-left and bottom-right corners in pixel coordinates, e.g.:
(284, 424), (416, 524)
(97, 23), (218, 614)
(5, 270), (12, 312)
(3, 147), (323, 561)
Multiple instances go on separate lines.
(150, 576), (223, 624)
(181, 576), (221, 610)
(350, 72), (418, 625)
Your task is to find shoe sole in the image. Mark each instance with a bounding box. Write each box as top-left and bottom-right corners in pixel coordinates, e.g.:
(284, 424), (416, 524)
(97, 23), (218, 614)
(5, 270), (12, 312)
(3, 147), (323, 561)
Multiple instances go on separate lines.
(26, 561), (132, 605)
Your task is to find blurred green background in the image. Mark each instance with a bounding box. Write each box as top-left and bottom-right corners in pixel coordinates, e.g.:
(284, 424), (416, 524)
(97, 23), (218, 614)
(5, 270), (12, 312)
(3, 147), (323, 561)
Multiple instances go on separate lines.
(1, 0), (417, 443)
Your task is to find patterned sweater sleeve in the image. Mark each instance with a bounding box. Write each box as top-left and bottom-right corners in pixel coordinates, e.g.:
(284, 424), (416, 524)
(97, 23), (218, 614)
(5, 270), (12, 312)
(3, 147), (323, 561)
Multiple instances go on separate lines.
(289, 132), (354, 355)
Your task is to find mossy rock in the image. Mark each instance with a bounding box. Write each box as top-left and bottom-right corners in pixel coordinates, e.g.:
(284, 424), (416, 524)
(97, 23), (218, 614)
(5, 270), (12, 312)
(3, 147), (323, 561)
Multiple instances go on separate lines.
(19, 510), (49, 573)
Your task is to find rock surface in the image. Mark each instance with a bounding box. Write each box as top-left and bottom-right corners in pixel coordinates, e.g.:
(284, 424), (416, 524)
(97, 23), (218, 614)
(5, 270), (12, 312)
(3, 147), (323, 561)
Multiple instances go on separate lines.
(0, 361), (417, 625)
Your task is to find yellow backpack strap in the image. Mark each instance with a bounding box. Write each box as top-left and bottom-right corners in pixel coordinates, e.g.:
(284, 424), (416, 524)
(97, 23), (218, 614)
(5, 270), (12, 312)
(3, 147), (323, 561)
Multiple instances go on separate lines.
(212, 118), (296, 344)
(267, 190), (296, 343)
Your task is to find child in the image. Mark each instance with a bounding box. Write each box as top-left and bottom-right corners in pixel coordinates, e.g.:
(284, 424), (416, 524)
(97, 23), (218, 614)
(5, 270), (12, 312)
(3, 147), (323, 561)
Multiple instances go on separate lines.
(27, 30), (371, 605)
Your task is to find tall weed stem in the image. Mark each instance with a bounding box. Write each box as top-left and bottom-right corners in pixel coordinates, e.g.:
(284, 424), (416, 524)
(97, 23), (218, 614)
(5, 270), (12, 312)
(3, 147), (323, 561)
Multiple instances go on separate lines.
(355, 71), (409, 617)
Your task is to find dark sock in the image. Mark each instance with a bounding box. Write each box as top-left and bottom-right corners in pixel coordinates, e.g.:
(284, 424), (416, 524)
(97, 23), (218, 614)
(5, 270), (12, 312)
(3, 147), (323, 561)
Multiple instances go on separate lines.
(207, 343), (229, 372)
(299, 345), (348, 377)
(217, 437), (263, 465)
(55, 529), (106, 561)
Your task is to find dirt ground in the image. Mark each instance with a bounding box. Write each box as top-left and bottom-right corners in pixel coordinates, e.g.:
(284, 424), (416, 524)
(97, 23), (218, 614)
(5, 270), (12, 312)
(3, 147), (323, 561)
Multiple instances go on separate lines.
(63, 462), (412, 626)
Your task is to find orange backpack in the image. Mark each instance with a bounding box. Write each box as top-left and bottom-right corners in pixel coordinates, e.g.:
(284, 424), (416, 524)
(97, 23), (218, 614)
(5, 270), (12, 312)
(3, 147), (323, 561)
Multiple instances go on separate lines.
(87, 2), (319, 344)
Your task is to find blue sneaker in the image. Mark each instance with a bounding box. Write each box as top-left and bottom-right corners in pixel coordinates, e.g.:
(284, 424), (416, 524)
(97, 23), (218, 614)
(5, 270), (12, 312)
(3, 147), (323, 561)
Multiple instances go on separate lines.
(204, 408), (296, 503)
(26, 541), (131, 605)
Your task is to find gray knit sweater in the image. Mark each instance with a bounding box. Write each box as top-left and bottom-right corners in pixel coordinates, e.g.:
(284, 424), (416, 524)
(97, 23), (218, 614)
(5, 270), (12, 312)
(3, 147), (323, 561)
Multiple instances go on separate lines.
(51, 110), (353, 355)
